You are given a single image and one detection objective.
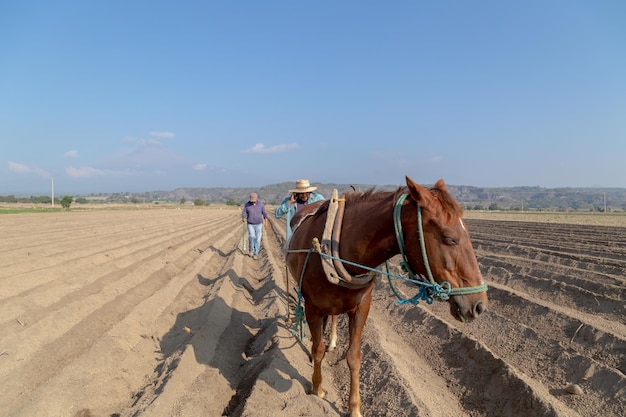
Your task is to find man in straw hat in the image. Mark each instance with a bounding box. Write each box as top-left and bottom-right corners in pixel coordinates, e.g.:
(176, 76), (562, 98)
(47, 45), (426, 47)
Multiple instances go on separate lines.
(274, 179), (325, 240)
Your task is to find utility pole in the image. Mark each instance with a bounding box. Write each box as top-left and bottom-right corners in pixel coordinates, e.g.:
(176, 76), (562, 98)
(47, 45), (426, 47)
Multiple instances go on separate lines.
(51, 178), (54, 208)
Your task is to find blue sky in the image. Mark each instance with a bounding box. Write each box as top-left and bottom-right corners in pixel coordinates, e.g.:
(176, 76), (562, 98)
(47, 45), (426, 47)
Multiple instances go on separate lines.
(1, 1), (625, 195)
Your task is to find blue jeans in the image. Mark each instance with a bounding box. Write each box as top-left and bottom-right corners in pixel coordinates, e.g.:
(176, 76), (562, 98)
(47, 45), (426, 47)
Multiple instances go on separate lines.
(247, 223), (263, 256)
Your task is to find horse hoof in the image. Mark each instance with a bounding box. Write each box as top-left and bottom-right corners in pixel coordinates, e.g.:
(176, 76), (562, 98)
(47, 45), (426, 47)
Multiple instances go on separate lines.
(347, 408), (363, 417)
(311, 388), (325, 399)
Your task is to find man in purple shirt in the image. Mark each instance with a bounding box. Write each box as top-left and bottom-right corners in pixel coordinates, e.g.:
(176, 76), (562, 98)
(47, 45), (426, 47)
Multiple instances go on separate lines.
(241, 192), (268, 259)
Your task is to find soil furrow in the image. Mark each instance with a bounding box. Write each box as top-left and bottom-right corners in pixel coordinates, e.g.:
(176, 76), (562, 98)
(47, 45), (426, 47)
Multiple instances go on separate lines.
(0, 217), (235, 332)
(0, 212), (230, 277)
(368, 287), (581, 417)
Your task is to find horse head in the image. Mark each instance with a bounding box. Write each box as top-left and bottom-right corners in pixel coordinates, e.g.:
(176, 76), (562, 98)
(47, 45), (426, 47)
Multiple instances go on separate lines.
(404, 176), (488, 322)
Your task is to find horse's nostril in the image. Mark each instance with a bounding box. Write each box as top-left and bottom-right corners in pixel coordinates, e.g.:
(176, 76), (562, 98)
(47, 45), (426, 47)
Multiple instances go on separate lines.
(474, 301), (485, 316)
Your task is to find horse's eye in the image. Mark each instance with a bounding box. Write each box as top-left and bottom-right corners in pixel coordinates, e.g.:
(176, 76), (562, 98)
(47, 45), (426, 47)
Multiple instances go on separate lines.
(444, 236), (457, 246)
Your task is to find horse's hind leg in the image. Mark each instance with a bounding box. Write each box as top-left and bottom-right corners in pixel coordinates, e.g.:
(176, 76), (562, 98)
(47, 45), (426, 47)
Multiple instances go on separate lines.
(306, 311), (326, 398)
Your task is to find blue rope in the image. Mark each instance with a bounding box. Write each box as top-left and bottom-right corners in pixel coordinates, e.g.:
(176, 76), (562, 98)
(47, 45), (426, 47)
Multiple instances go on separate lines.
(292, 248), (315, 339)
(290, 245), (457, 338)
(393, 195), (488, 298)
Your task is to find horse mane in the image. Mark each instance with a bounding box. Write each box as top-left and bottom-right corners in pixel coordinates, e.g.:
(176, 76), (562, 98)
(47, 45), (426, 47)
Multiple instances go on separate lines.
(430, 184), (464, 219)
(343, 184), (464, 218)
(343, 186), (403, 204)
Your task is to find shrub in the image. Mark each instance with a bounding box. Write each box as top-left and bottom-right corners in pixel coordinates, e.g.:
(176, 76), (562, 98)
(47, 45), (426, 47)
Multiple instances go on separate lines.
(60, 196), (73, 209)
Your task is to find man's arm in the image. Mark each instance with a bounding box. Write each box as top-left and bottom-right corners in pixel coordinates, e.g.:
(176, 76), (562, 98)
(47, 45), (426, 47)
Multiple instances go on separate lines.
(274, 197), (292, 219)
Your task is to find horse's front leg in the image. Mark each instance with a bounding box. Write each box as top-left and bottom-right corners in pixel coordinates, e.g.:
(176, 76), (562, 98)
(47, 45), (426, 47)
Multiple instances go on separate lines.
(346, 292), (373, 417)
(328, 314), (338, 351)
(306, 311), (326, 398)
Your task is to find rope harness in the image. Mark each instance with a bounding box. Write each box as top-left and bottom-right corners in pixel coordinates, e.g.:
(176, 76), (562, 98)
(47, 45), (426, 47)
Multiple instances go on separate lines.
(287, 193), (488, 338)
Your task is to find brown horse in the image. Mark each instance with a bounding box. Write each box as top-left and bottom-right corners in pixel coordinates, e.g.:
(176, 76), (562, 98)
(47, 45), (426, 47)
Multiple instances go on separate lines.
(285, 176), (488, 417)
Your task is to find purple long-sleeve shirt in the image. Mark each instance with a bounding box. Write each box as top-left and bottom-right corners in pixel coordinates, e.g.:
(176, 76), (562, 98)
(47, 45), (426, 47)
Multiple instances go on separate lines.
(242, 201), (268, 225)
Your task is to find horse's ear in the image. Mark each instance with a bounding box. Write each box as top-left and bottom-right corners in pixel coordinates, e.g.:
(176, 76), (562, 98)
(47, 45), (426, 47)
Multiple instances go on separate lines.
(405, 176), (434, 209)
(433, 178), (447, 192)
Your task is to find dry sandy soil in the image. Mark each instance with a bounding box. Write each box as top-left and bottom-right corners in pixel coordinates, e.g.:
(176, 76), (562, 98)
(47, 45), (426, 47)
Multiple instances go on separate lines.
(1, 205), (624, 417)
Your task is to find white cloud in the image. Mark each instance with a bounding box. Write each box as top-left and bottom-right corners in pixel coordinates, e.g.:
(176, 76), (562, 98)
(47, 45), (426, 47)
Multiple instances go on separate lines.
(120, 142), (189, 167)
(7, 161), (32, 174)
(192, 163), (207, 171)
(113, 132), (190, 169)
(66, 165), (143, 179)
(64, 150), (79, 158)
(149, 131), (175, 139)
(123, 136), (161, 146)
(244, 143), (299, 154)
(7, 161), (51, 178)
(65, 166), (107, 178)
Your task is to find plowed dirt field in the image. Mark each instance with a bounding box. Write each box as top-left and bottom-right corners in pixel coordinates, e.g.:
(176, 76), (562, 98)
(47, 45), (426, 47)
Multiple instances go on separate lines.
(1, 206), (624, 417)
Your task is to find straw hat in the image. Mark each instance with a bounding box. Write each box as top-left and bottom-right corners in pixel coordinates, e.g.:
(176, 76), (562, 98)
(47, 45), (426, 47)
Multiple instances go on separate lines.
(289, 179), (317, 193)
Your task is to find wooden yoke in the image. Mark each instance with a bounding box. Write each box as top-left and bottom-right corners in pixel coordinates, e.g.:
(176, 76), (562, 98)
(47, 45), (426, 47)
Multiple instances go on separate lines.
(319, 189), (376, 289)
(320, 189), (341, 285)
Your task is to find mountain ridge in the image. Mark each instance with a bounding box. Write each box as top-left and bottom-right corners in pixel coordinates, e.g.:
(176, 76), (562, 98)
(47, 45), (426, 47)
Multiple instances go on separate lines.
(102, 181), (626, 211)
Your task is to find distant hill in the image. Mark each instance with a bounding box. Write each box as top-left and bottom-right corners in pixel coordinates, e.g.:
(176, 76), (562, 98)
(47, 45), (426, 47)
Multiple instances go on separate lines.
(88, 181), (626, 212)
